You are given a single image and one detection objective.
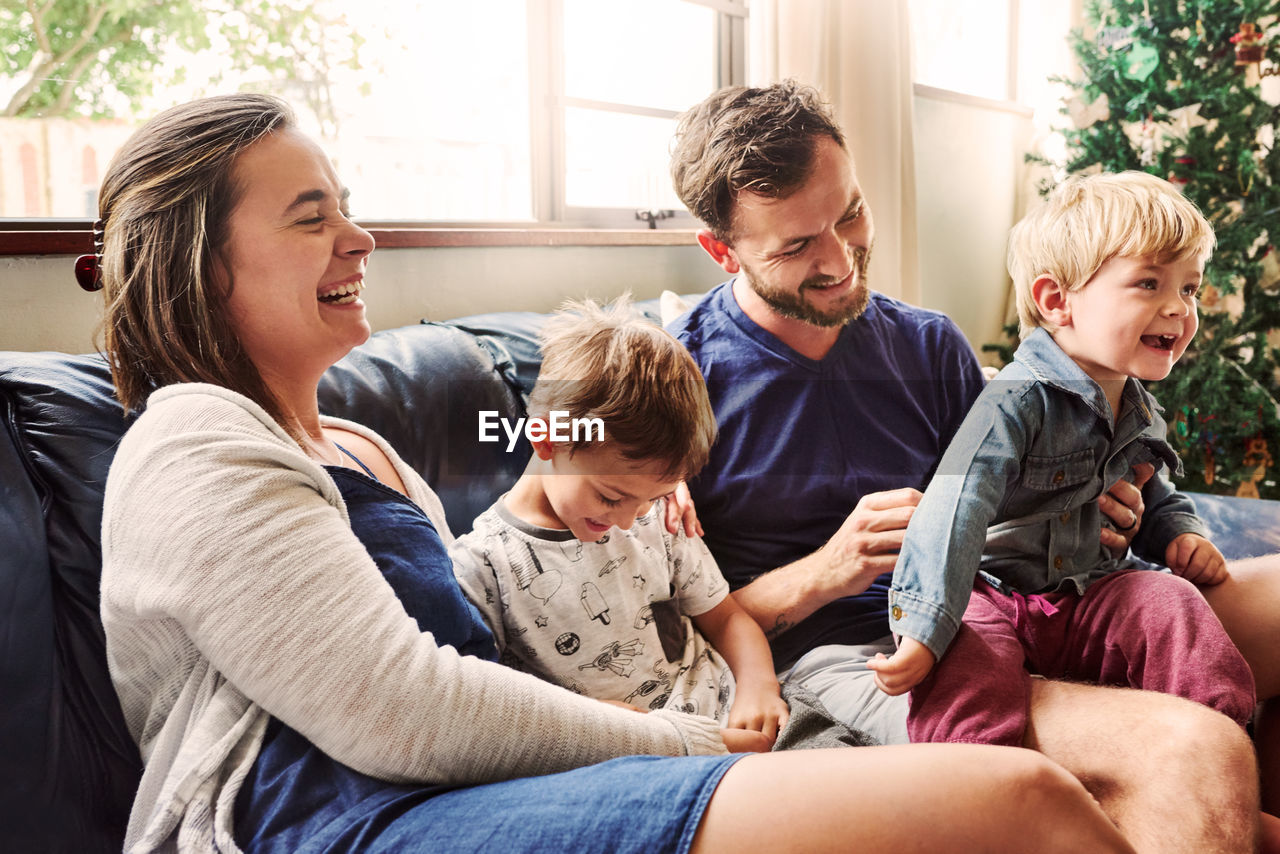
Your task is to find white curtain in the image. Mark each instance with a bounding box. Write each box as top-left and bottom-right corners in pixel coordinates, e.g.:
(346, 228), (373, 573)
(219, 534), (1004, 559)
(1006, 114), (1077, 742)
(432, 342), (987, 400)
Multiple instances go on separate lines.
(749, 0), (920, 305)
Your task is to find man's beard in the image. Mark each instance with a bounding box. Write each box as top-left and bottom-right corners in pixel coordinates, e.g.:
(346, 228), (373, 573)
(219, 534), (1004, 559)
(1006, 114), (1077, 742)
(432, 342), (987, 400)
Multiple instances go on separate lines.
(743, 244), (872, 328)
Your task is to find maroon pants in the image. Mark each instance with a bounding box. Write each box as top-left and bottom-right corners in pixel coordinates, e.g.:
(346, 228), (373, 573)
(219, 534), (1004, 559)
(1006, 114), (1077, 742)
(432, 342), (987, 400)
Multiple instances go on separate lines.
(907, 570), (1256, 746)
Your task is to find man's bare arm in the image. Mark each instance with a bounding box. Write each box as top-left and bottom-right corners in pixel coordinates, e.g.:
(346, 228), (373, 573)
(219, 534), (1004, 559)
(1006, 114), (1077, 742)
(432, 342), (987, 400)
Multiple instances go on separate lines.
(731, 488), (921, 638)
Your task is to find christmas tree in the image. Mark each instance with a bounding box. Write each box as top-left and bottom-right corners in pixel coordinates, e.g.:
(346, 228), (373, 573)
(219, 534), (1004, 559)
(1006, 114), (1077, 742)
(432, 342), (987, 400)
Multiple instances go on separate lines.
(1030, 0), (1280, 498)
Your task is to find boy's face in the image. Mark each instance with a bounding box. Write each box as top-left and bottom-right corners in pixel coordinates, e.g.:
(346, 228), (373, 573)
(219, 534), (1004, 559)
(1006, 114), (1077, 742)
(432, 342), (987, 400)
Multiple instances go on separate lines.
(1053, 254), (1202, 386)
(540, 444), (682, 543)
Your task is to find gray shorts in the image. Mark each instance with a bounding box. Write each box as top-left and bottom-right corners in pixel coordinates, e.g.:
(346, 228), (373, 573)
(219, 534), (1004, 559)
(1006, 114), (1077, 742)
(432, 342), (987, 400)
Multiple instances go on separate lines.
(777, 636), (909, 745)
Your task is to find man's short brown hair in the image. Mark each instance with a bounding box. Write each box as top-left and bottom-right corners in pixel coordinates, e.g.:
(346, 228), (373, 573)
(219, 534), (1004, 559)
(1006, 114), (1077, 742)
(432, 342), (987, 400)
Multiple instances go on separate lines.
(670, 80), (845, 242)
(528, 297), (717, 480)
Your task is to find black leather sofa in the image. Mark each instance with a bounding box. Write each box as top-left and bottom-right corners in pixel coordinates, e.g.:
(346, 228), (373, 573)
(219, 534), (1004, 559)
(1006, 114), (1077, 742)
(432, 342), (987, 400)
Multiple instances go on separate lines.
(4, 301), (1279, 852)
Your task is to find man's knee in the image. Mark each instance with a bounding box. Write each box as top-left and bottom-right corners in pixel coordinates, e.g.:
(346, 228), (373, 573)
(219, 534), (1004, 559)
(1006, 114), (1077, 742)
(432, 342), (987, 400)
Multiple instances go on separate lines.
(1141, 695), (1258, 808)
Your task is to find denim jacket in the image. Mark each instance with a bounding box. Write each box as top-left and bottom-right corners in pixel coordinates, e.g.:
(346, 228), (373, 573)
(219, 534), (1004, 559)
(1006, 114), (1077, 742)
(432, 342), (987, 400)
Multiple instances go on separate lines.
(887, 327), (1209, 660)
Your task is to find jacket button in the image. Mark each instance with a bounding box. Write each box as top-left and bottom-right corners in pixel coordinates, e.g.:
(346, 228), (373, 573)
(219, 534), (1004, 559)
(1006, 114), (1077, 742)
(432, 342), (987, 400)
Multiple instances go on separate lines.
(1053, 556), (1064, 569)
(1060, 512), (1070, 523)
(1053, 470), (1065, 484)
(891, 605), (903, 621)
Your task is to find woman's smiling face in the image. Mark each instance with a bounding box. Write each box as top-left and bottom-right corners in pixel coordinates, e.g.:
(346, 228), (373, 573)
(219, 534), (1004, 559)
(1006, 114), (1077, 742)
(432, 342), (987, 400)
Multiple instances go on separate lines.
(220, 127), (376, 389)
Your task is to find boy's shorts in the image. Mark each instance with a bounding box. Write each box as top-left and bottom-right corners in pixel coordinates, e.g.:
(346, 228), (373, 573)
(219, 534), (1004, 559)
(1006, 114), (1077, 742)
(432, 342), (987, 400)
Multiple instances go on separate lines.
(776, 637), (910, 746)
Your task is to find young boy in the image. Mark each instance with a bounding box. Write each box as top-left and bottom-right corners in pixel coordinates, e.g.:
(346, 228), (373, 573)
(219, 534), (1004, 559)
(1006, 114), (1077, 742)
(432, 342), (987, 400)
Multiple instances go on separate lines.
(451, 299), (863, 746)
(868, 171), (1256, 746)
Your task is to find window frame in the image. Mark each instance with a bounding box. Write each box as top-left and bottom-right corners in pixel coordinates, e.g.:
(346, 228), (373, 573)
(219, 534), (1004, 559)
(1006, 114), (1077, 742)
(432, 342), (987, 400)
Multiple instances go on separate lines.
(533, 0), (746, 229)
(910, 0), (1022, 110)
(0, 0), (746, 255)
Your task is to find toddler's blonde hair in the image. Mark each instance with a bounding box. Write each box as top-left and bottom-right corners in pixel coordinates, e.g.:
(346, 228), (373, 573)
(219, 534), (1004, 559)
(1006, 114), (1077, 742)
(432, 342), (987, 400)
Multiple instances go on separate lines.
(1008, 171), (1215, 338)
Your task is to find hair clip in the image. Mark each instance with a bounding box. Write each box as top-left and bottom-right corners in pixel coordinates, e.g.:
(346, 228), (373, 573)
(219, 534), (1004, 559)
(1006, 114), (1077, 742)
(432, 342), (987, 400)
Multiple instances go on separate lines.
(75, 219), (105, 292)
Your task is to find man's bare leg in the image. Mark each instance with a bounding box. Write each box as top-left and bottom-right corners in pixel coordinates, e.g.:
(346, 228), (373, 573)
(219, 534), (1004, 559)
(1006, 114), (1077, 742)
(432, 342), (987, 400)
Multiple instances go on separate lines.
(1203, 555), (1280, 813)
(1026, 680), (1258, 854)
(1261, 700), (1280, 816)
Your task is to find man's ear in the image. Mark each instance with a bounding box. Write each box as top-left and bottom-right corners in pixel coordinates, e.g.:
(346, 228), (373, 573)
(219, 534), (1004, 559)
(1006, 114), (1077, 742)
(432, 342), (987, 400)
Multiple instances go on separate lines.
(1032, 275), (1072, 327)
(696, 229), (741, 274)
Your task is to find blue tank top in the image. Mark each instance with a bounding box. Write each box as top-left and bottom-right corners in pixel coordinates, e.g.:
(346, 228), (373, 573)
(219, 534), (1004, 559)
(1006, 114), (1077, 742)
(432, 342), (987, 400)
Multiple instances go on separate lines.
(234, 465), (497, 852)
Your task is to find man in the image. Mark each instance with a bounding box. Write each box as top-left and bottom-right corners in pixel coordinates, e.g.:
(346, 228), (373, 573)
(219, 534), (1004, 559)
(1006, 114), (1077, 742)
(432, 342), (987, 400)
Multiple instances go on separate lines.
(668, 80), (1274, 853)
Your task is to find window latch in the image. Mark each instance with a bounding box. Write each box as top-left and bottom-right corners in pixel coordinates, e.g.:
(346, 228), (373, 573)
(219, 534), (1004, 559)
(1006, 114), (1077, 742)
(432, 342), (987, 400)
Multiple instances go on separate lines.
(635, 209), (676, 229)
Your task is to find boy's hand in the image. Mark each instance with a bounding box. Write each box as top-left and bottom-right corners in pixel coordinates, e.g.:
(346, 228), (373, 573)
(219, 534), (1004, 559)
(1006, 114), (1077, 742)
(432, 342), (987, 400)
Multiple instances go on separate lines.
(1166, 533), (1228, 585)
(867, 637), (936, 696)
(663, 481), (703, 537)
(726, 680), (789, 742)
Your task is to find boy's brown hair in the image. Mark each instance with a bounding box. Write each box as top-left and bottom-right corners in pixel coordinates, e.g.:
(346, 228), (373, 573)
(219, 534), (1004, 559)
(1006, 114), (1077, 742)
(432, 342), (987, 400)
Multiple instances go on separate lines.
(529, 297), (717, 480)
(1008, 170), (1216, 338)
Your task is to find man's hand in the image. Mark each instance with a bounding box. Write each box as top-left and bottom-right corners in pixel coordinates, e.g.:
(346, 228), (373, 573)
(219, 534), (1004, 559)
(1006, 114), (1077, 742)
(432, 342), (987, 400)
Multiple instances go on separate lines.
(1098, 462), (1153, 557)
(867, 637), (936, 696)
(728, 488), (920, 641)
(1166, 532), (1229, 586)
(726, 680), (789, 742)
(820, 488), (922, 598)
(663, 481), (703, 537)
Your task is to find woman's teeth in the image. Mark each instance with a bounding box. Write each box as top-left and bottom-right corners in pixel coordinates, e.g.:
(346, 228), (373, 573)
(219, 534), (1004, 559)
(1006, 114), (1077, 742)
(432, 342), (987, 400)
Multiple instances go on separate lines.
(318, 280), (364, 304)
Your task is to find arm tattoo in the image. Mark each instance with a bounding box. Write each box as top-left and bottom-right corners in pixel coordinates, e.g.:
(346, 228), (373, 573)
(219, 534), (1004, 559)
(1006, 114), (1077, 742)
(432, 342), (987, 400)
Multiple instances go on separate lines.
(765, 615), (794, 640)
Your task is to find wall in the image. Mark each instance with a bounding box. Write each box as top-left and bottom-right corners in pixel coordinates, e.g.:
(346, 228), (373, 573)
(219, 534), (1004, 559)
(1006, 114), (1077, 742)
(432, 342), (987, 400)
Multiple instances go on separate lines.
(0, 243), (727, 354)
(912, 88), (1034, 364)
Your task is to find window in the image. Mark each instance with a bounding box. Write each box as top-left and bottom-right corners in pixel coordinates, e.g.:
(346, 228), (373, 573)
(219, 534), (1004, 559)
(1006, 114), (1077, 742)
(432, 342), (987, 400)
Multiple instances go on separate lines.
(0, 0), (745, 228)
(909, 0), (1017, 103)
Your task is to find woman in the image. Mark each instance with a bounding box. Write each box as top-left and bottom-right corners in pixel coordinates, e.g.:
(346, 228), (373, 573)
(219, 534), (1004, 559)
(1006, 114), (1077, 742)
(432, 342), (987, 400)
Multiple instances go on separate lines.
(97, 94), (1134, 854)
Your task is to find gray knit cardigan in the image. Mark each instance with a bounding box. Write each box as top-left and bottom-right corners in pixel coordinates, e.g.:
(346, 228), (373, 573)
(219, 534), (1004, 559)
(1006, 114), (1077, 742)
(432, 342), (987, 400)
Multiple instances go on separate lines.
(101, 384), (726, 854)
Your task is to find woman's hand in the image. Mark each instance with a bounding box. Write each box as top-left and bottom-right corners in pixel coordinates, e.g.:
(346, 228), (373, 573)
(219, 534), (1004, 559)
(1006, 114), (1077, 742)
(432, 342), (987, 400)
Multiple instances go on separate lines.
(719, 728), (773, 753)
(1098, 462), (1153, 558)
(599, 698), (646, 713)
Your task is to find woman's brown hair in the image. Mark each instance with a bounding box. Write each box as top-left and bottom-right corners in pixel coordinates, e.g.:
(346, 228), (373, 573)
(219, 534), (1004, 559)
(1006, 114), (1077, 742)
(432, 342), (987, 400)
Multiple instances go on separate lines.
(99, 93), (296, 426)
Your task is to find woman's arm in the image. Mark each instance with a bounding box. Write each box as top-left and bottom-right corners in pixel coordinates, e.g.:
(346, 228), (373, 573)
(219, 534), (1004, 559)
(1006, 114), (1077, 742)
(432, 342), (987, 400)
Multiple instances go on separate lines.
(103, 389), (725, 787)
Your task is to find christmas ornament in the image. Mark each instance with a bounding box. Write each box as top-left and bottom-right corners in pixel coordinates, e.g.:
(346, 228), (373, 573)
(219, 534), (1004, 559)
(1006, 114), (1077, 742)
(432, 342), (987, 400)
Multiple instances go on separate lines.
(1199, 284), (1246, 319)
(1232, 22), (1265, 65)
(1097, 25), (1135, 50)
(1067, 93), (1110, 128)
(1167, 103), (1207, 135)
(1122, 118), (1167, 165)
(1168, 155), (1196, 191)
(1259, 246), (1280, 291)
(1235, 437), (1272, 498)
(1124, 42), (1160, 79)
